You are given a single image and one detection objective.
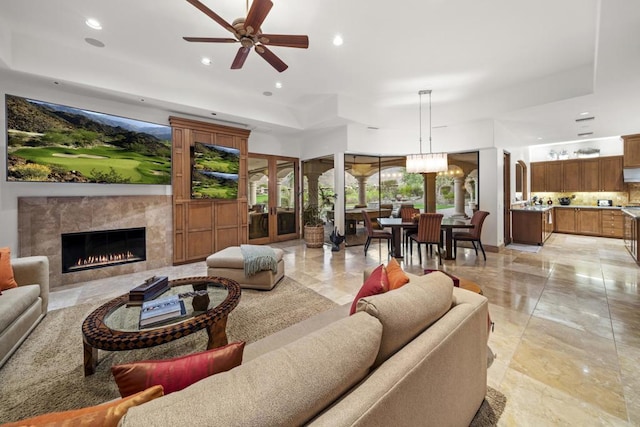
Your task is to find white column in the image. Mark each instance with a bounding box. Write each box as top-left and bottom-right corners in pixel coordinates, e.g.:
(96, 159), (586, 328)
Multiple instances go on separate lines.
(451, 176), (468, 218)
(249, 181), (257, 206)
(356, 176), (367, 206)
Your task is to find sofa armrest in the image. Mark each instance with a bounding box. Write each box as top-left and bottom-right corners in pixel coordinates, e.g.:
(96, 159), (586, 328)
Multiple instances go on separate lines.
(11, 256), (49, 313)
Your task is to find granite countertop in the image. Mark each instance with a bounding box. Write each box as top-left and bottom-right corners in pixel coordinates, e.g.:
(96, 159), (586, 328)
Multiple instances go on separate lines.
(511, 206), (553, 212)
(622, 208), (640, 218)
(512, 205), (623, 212)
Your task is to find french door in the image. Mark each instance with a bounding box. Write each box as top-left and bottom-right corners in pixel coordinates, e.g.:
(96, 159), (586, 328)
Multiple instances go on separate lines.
(247, 154), (299, 244)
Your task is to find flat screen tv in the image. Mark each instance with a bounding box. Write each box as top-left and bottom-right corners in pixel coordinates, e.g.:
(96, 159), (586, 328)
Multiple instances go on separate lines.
(5, 94), (172, 184)
(191, 142), (240, 199)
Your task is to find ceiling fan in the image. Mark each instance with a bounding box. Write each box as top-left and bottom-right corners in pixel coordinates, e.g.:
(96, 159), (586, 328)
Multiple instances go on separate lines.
(183, 0), (309, 73)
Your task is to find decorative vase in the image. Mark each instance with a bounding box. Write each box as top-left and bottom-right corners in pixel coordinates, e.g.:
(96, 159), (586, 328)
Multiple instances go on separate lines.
(192, 293), (210, 311)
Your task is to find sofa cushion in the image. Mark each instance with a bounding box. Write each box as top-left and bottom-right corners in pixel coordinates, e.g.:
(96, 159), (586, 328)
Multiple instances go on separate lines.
(350, 264), (388, 315)
(206, 246), (284, 269)
(0, 247), (18, 291)
(120, 312), (383, 427)
(386, 258), (410, 290)
(356, 271), (453, 367)
(0, 285), (41, 334)
(2, 385), (163, 427)
(111, 341), (245, 397)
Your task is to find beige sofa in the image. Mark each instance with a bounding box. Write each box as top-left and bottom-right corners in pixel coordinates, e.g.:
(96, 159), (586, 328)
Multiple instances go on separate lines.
(0, 256), (49, 368)
(121, 271), (488, 426)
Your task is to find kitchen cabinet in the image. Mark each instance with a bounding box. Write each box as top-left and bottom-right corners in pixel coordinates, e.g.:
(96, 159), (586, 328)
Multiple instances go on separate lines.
(599, 156), (624, 191)
(553, 207), (601, 236)
(530, 156), (623, 193)
(531, 162), (545, 192)
(554, 208), (577, 233)
(602, 210), (624, 238)
(511, 208), (553, 245)
(577, 208), (601, 235)
(623, 134), (640, 168)
(623, 211), (638, 263)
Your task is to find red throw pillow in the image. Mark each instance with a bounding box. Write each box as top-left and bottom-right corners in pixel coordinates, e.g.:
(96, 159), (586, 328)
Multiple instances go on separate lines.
(350, 264), (388, 315)
(0, 247), (18, 291)
(111, 341), (245, 397)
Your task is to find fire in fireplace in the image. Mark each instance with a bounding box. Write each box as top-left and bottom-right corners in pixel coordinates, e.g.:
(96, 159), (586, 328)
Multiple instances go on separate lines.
(61, 227), (146, 273)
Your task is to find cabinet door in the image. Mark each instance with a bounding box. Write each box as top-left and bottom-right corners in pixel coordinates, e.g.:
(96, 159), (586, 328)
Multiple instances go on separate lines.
(531, 162), (546, 192)
(577, 209), (601, 235)
(623, 135), (640, 168)
(600, 156), (624, 191)
(545, 162), (563, 192)
(562, 160), (581, 192)
(554, 208), (576, 233)
(581, 159), (600, 191)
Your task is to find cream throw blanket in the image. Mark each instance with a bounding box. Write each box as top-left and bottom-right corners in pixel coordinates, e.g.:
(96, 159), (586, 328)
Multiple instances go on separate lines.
(240, 245), (278, 276)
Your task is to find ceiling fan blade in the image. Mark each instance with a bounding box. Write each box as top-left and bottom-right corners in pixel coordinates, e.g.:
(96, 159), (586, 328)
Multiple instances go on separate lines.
(186, 0), (235, 34)
(231, 47), (251, 69)
(259, 34), (309, 49)
(183, 37), (238, 43)
(245, 0), (273, 34)
(255, 45), (288, 72)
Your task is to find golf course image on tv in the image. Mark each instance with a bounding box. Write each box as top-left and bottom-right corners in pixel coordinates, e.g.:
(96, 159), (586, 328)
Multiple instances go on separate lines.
(5, 94), (172, 184)
(191, 142), (240, 199)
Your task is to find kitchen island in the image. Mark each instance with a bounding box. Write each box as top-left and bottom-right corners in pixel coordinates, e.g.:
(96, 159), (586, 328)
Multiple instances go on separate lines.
(511, 206), (554, 245)
(622, 208), (640, 265)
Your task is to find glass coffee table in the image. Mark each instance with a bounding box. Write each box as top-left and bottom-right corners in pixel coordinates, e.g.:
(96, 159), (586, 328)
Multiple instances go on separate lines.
(81, 276), (241, 376)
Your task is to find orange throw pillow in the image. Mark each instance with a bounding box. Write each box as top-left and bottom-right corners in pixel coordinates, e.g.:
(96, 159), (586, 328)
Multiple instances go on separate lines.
(350, 264), (388, 315)
(0, 247), (18, 291)
(1, 385), (163, 427)
(386, 258), (410, 290)
(111, 341), (245, 397)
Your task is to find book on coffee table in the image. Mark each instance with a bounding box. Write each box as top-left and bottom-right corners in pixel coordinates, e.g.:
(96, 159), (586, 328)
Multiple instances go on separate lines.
(139, 295), (186, 328)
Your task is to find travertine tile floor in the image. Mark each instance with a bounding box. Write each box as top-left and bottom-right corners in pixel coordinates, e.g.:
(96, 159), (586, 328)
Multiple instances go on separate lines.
(50, 233), (640, 426)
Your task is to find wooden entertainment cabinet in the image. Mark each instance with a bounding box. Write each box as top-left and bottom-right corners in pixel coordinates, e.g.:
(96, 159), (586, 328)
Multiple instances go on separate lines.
(170, 116), (250, 264)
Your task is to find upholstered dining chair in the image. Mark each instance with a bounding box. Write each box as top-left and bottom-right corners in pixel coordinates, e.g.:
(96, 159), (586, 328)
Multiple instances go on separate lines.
(453, 210), (490, 261)
(400, 206), (420, 253)
(409, 213), (444, 265)
(362, 210), (393, 255)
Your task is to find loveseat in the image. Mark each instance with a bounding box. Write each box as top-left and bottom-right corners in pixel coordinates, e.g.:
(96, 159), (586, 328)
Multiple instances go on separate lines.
(121, 271), (488, 426)
(0, 256), (49, 368)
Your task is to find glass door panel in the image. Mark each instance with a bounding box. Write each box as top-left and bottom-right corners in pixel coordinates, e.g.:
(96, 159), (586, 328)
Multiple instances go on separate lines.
(276, 159), (297, 238)
(248, 157), (270, 241)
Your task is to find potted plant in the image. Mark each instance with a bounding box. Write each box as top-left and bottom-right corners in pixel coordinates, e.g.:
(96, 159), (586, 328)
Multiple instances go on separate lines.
(302, 204), (325, 248)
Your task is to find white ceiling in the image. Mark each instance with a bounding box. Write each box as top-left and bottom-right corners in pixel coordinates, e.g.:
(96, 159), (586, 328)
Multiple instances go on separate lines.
(1, 0), (640, 147)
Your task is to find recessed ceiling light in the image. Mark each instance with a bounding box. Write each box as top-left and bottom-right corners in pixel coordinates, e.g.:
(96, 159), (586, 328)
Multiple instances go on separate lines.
(140, 98), (145, 102)
(84, 38), (105, 48)
(333, 34), (344, 46)
(275, 81), (282, 89)
(201, 57), (212, 66)
(263, 91), (273, 97)
(211, 112), (217, 116)
(85, 18), (102, 30)
(537, 137), (543, 140)
(579, 111), (590, 116)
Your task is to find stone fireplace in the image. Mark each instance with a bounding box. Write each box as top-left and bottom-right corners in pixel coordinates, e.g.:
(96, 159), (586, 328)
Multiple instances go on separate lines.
(18, 196), (172, 288)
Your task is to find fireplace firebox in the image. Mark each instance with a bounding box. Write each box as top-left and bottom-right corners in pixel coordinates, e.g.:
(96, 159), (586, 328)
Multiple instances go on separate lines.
(61, 227), (146, 273)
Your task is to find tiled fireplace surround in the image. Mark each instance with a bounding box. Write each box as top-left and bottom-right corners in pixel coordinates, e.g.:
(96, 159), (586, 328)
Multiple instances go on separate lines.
(18, 196), (173, 288)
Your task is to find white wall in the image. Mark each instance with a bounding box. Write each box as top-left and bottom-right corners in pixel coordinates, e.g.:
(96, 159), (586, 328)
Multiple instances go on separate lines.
(0, 71), (175, 251)
(478, 148), (502, 248)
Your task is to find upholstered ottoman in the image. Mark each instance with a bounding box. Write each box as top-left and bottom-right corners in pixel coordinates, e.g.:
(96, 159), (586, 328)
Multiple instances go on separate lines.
(206, 246), (285, 290)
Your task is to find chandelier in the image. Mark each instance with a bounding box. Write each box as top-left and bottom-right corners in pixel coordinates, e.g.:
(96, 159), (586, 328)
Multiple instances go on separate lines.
(406, 89), (448, 173)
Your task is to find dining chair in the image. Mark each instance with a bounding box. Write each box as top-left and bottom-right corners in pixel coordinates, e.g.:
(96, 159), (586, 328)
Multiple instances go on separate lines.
(453, 210), (490, 261)
(408, 213), (444, 265)
(362, 210), (393, 255)
(400, 207), (420, 253)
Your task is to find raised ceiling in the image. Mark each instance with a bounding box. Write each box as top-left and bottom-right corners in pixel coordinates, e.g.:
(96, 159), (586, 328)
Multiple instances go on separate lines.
(1, 0), (640, 146)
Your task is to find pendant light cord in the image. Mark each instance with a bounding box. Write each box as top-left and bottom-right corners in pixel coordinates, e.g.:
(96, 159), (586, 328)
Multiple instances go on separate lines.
(419, 91), (423, 155)
(428, 90), (432, 155)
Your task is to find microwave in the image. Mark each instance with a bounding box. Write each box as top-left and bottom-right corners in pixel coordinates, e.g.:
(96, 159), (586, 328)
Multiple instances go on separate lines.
(597, 199), (613, 207)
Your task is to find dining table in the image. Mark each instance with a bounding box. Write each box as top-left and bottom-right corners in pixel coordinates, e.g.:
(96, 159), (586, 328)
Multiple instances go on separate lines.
(378, 217), (473, 260)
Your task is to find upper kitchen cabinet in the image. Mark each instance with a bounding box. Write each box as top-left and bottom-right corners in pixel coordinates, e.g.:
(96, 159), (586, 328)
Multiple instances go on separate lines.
(623, 134), (640, 167)
(530, 156), (623, 193)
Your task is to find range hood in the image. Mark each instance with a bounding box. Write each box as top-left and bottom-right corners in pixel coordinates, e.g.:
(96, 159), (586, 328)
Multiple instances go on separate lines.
(624, 168), (640, 182)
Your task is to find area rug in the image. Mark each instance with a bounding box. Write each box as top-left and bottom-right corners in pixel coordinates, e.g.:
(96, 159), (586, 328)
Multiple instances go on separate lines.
(506, 243), (542, 253)
(470, 386), (507, 426)
(0, 276), (337, 423)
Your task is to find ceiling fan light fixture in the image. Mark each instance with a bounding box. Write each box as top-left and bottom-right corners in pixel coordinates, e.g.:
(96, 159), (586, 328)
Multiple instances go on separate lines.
(201, 57), (212, 65)
(333, 34), (344, 46)
(406, 90), (448, 174)
(85, 18), (102, 30)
